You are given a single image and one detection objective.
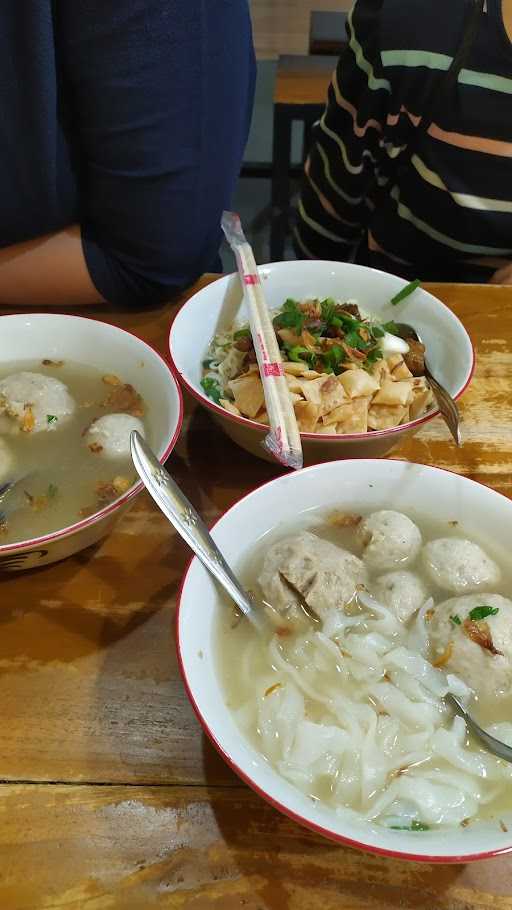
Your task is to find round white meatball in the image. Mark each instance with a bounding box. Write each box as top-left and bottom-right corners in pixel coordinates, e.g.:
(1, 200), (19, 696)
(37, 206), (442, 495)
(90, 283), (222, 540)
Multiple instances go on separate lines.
(421, 538), (500, 595)
(356, 510), (422, 572)
(372, 570), (428, 623)
(0, 372), (75, 433)
(85, 413), (144, 459)
(0, 437), (14, 484)
(430, 593), (512, 699)
(259, 530), (368, 624)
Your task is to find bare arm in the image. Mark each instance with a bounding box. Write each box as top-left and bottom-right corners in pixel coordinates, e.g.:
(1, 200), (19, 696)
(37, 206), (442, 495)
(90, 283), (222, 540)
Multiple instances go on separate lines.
(0, 226), (103, 307)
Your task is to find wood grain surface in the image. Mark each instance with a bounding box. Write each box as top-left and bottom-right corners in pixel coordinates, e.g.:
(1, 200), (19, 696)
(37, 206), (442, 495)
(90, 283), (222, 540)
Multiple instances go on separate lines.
(1, 279), (512, 908)
(250, 0), (353, 59)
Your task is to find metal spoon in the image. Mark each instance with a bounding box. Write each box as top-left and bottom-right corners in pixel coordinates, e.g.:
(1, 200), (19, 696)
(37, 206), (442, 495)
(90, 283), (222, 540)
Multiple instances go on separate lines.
(393, 322), (461, 446)
(130, 431), (268, 634)
(447, 693), (512, 764)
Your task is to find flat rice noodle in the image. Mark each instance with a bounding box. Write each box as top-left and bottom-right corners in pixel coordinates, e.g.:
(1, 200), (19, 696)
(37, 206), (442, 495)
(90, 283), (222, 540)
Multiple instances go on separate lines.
(288, 719), (349, 767)
(446, 673), (473, 703)
(367, 775), (479, 826)
(333, 751), (363, 807)
(358, 592), (402, 636)
(386, 646), (448, 697)
(370, 682), (439, 730)
(367, 404), (408, 430)
(318, 375), (346, 416)
(432, 717), (510, 781)
(388, 669), (443, 711)
(257, 681), (304, 762)
(335, 398), (369, 434)
(406, 597), (433, 657)
(373, 379), (414, 407)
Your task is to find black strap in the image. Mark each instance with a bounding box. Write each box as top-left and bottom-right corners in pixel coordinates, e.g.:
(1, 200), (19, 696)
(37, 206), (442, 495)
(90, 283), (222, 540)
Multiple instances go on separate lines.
(409, 0), (485, 148)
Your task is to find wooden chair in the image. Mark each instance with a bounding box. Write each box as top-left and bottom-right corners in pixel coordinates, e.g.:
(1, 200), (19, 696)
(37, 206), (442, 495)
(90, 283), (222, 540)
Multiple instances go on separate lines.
(270, 54), (336, 260)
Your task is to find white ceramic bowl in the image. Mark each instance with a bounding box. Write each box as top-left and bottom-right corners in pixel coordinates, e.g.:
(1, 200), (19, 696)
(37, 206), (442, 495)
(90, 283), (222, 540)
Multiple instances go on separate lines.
(169, 261), (474, 465)
(177, 459), (512, 863)
(0, 313), (182, 571)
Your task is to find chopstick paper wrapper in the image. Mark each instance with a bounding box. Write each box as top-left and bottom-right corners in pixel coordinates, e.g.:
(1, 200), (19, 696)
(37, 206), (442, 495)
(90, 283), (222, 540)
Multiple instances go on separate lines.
(222, 212), (303, 470)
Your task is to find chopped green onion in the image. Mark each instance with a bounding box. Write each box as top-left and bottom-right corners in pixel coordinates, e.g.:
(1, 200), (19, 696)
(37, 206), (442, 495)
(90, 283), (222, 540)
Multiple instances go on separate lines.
(468, 606), (499, 622)
(288, 345), (310, 363)
(450, 614), (462, 626)
(233, 328), (251, 340)
(46, 414), (58, 425)
(390, 821), (430, 832)
(201, 377), (222, 405)
(371, 325), (385, 338)
(390, 278), (421, 306)
(381, 320), (400, 335)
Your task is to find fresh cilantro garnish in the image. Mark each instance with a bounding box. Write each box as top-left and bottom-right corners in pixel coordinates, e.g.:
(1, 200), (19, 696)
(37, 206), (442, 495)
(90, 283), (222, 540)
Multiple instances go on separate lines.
(468, 605), (499, 622)
(381, 320), (400, 335)
(390, 278), (421, 306)
(48, 483), (58, 499)
(324, 345), (344, 373)
(365, 348), (383, 367)
(450, 614), (462, 626)
(274, 299), (305, 334)
(390, 821), (430, 832)
(201, 377), (222, 405)
(344, 329), (368, 351)
(320, 298), (337, 324)
(47, 414), (58, 425)
(371, 324), (385, 339)
(233, 328), (251, 340)
(287, 345), (310, 363)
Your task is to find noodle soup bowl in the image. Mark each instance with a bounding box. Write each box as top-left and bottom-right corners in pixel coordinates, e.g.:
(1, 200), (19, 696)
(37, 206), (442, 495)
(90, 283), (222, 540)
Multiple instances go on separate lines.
(178, 459), (512, 862)
(0, 313), (182, 570)
(169, 261), (474, 465)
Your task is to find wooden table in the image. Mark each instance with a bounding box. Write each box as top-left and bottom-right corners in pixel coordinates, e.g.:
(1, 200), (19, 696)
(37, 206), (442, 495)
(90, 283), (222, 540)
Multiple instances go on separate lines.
(2, 279), (512, 909)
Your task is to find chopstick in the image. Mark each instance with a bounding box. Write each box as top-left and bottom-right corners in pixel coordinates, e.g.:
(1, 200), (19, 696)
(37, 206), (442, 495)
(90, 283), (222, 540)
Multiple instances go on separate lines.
(222, 212), (303, 470)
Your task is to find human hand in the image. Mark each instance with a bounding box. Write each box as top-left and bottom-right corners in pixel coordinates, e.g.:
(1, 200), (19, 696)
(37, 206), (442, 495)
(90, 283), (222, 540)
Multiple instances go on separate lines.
(489, 263), (512, 285)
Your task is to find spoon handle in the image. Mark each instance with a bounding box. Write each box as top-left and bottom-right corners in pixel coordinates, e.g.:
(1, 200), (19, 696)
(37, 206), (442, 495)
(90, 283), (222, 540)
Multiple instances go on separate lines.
(425, 366), (462, 447)
(447, 694), (512, 764)
(130, 431), (266, 632)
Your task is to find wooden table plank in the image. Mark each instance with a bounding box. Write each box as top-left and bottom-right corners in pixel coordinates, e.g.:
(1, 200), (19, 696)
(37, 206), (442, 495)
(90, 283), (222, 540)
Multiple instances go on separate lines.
(2, 279), (512, 908)
(1, 281), (512, 788)
(2, 784), (512, 910)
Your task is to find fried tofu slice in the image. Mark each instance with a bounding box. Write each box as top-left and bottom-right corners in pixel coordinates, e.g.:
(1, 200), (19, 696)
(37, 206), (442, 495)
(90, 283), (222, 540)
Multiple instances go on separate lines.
(372, 379), (414, 407)
(294, 400), (320, 433)
(368, 404), (408, 430)
(228, 375), (265, 418)
(339, 369), (380, 399)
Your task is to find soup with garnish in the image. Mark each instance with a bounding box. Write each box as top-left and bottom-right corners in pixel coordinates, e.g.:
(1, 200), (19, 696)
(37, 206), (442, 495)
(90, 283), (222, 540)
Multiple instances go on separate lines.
(216, 508), (512, 834)
(0, 359), (150, 544)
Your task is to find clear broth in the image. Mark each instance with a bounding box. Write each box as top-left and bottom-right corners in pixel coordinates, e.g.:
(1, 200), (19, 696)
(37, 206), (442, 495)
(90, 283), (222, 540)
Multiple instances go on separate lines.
(216, 508), (512, 830)
(0, 359), (150, 544)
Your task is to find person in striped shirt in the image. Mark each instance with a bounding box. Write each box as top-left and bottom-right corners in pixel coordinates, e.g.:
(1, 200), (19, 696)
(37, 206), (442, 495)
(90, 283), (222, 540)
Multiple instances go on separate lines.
(295, 0), (512, 284)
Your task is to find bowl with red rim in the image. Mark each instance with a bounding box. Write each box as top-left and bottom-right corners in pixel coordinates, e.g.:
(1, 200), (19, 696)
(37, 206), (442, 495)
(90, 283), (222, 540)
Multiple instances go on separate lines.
(169, 260), (474, 465)
(177, 458), (512, 862)
(0, 313), (182, 571)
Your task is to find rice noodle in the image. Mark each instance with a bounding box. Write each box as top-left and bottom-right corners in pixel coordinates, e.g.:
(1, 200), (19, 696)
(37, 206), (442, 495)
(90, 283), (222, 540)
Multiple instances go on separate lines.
(235, 588), (510, 829)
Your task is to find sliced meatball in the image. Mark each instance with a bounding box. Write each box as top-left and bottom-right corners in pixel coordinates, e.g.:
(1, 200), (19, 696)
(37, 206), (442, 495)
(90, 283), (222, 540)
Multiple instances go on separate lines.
(429, 593), (512, 698)
(372, 570), (428, 623)
(422, 538), (501, 595)
(0, 371), (75, 433)
(258, 530), (367, 624)
(356, 510), (422, 572)
(85, 414), (145, 459)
